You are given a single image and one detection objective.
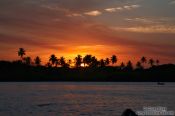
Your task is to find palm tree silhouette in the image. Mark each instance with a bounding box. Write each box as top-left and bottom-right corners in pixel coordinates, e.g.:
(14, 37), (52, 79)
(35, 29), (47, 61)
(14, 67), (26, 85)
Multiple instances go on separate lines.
(100, 59), (105, 67)
(120, 62), (125, 70)
(141, 56), (147, 64)
(18, 48), (25, 60)
(55, 59), (59, 67)
(126, 60), (133, 71)
(90, 56), (98, 67)
(34, 56), (41, 66)
(141, 56), (147, 68)
(105, 58), (110, 66)
(83, 55), (92, 67)
(111, 55), (117, 65)
(136, 61), (143, 69)
(24, 56), (32, 65)
(49, 54), (57, 67)
(60, 57), (66, 67)
(149, 58), (155, 67)
(156, 59), (160, 66)
(46, 62), (52, 67)
(75, 55), (82, 68)
(68, 59), (72, 67)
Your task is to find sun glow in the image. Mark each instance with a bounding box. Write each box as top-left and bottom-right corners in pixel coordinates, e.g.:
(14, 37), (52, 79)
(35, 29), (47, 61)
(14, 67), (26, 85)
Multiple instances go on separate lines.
(81, 63), (85, 67)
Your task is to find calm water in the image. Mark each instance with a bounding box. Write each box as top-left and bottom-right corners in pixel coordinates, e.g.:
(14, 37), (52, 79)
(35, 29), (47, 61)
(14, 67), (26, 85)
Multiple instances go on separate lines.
(0, 82), (174, 116)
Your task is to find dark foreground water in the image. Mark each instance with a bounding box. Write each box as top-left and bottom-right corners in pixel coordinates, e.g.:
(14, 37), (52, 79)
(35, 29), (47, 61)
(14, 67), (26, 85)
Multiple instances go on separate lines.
(0, 82), (174, 116)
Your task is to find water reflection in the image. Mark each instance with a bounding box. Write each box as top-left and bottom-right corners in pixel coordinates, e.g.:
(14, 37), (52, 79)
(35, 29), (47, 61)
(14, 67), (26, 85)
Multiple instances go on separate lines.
(0, 82), (175, 116)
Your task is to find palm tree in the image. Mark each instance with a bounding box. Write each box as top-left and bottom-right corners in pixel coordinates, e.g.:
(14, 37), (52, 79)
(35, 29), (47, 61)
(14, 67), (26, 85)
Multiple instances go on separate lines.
(156, 59), (160, 66)
(49, 54), (57, 67)
(24, 56), (32, 65)
(67, 59), (72, 67)
(90, 56), (98, 67)
(18, 48), (25, 60)
(120, 62), (125, 70)
(111, 55), (117, 65)
(60, 56), (66, 67)
(136, 61), (143, 69)
(149, 58), (155, 67)
(141, 56), (147, 64)
(55, 59), (60, 67)
(105, 58), (110, 66)
(34, 56), (41, 66)
(126, 60), (133, 71)
(83, 55), (92, 67)
(46, 62), (52, 67)
(100, 59), (105, 67)
(75, 55), (82, 67)
(141, 56), (147, 68)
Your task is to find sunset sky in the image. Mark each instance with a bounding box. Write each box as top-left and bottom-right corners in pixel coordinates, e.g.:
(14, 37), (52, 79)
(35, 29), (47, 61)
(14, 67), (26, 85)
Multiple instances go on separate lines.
(0, 0), (175, 64)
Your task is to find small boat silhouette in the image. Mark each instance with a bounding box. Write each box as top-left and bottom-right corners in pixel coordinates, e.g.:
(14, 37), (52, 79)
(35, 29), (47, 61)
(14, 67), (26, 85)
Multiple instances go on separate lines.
(157, 82), (165, 85)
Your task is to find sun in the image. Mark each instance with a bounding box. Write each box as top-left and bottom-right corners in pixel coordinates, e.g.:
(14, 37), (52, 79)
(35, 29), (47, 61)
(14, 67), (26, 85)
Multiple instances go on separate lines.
(81, 63), (85, 67)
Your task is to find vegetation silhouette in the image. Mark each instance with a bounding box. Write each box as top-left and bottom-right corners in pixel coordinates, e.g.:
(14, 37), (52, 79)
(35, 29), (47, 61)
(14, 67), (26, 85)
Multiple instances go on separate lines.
(120, 62), (125, 70)
(141, 56), (147, 64)
(75, 55), (82, 68)
(0, 48), (175, 82)
(136, 61), (143, 70)
(59, 56), (67, 67)
(83, 54), (92, 67)
(34, 56), (41, 66)
(105, 58), (110, 66)
(149, 58), (155, 67)
(111, 55), (117, 65)
(23, 56), (32, 65)
(156, 59), (160, 66)
(18, 48), (25, 59)
(49, 54), (58, 67)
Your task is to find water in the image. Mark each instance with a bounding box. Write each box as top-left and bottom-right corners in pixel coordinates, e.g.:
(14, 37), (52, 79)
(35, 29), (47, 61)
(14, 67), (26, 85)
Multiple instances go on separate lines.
(0, 82), (174, 116)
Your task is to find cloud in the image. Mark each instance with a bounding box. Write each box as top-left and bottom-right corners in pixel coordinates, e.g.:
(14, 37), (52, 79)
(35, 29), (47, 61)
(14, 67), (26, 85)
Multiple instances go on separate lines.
(112, 25), (175, 34)
(105, 4), (140, 13)
(84, 10), (102, 16)
(169, 1), (175, 4)
(67, 13), (83, 17)
(105, 7), (123, 12)
(0, 33), (68, 50)
(40, 5), (70, 13)
(105, 8), (117, 12)
(125, 17), (175, 26)
(125, 18), (156, 24)
(123, 4), (140, 10)
(41, 3), (140, 17)
(81, 4), (141, 17)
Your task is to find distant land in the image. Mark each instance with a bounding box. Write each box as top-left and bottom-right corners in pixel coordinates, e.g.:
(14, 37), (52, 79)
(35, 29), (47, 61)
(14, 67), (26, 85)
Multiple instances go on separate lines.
(0, 48), (175, 82)
(0, 61), (175, 82)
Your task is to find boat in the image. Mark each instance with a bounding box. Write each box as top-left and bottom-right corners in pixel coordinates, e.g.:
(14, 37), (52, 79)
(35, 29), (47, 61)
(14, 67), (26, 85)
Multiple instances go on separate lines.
(157, 82), (165, 85)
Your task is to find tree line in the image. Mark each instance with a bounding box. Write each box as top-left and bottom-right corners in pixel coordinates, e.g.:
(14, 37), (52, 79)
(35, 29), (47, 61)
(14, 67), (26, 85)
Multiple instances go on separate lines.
(17, 48), (160, 70)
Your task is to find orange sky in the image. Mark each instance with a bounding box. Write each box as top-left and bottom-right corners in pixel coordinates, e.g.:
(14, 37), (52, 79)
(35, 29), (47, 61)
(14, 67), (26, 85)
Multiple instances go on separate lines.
(0, 0), (175, 65)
